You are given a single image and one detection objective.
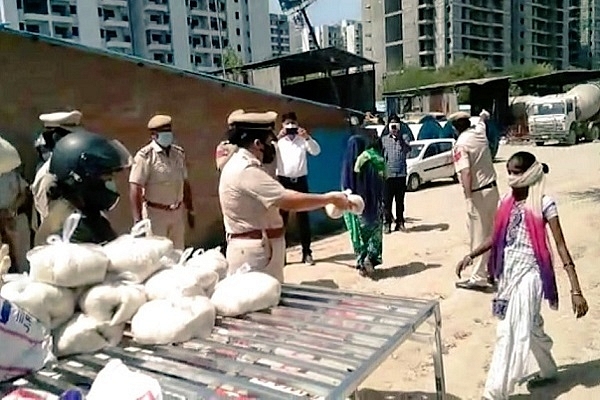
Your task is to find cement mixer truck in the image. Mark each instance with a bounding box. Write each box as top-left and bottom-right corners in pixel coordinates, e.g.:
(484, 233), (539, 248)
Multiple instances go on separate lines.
(527, 82), (600, 146)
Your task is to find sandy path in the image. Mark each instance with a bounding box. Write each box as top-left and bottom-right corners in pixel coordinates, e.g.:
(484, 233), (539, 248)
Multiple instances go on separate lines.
(284, 142), (600, 399)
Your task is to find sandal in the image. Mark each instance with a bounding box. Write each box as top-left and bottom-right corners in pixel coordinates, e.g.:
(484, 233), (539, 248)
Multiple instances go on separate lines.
(526, 373), (558, 389)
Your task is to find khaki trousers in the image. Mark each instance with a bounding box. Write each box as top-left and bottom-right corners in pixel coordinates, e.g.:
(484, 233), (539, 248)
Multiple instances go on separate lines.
(467, 186), (500, 285)
(144, 206), (185, 250)
(226, 236), (285, 283)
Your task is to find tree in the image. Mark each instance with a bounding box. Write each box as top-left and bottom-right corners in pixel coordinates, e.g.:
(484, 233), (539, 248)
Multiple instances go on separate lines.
(223, 47), (243, 69)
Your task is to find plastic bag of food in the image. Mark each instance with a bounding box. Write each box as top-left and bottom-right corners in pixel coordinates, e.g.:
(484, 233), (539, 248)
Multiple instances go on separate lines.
(79, 283), (146, 326)
(131, 296), (215, 345)
(184, 247), (228, 280)
(0, 279), (75, 329)
(27, 214), (109, 287)
(144, 265), (217, 300)
(325, 190), (365, 219)
(102, 219), (173, 283)
(210, 270), (281, 317)
(0, 297), (55, 383)
(86, 359), (162, 400)
(53, 313), (124, 357)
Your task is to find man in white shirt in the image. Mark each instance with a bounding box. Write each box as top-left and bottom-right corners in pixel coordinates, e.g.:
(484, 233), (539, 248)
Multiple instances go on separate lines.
(276, 112), (321, 265)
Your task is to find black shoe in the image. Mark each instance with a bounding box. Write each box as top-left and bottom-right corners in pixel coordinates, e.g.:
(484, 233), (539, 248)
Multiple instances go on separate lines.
(395, 222), (406, 232)
(384, 225), (392, 235)
(302, 254), (315, 265)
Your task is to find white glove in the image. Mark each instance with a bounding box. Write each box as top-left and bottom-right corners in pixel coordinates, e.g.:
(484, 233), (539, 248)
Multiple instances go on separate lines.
(479, 109), (490, 121)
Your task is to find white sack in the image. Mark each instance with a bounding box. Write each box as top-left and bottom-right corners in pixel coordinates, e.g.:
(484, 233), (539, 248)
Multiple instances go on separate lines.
(0, 280), (75, 329)
(185, 247), (228, 280)
(0, 297), (54, 383)
(325, 190), (365, 219)
(210, 271), (281, 317)
(102, 219), (173, 283)
(131, 296), (215, 345)
(0, 136), (21, 174)
(53, 313), (124, 357)
(86, 359), (162, 400)
(79, 283), (146, 326)
(27, 214), (109, 287)
(144, 266), (217, 300)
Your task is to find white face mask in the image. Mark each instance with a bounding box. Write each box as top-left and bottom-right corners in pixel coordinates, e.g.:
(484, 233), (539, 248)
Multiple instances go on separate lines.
(389, 123), (399, 131)
(155, 131), (174, 147)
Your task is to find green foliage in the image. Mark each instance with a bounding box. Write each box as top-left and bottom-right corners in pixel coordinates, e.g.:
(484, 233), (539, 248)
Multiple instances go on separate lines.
(223, 47), (243, 69)
(383, 58), (555, 98)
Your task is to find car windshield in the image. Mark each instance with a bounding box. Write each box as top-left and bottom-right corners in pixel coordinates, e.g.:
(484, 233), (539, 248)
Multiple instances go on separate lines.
(407, 144), (424, 159)
(530, 102), (565, 116)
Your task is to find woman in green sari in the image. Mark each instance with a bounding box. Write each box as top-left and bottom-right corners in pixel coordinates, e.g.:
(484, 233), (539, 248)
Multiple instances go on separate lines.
(341, 130), (385, 277)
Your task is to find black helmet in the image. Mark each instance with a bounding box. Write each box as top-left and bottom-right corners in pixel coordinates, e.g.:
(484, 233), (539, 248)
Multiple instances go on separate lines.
(49, 130), (131, 211)
(50, 130), (131, 183)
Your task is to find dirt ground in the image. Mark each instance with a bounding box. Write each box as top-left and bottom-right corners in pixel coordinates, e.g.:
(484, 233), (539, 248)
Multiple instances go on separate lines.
(284, 142), (600, 400)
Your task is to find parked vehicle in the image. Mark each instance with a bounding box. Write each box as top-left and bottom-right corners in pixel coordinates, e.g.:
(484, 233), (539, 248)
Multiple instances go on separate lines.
(406, 138), (457, 191)
(527, 82), (600, 146)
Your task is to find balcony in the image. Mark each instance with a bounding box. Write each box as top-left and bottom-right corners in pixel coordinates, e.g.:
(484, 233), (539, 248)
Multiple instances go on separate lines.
(145, 2), (168, 13)
(106, 40), (132, 49)
(148, 42), (171, 51)
(22, 13), (52, 22)
(103, 19), (129, 28)
(101, 0), (128, 6)
(146, 23), (170, 31)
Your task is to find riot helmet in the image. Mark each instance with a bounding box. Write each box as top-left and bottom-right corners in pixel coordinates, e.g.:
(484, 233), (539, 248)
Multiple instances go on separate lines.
(49, 130), (132, 211)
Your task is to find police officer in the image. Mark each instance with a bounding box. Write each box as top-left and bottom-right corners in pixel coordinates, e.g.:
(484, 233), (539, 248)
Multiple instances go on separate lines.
(219, 109), (351, 282)
(129, 115), (194, 249)
(449, 110), (500, 291)
(31, 110), (83, 229)
(35, 130), (131, 245)
(0, 136), (29, 272)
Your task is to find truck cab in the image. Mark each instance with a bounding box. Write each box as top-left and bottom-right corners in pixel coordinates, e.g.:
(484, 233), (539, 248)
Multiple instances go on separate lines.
(527, 95), (578, 145)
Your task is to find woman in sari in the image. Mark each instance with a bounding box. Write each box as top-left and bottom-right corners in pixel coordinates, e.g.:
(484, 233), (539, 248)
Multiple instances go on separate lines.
(341, 129), (385, 277)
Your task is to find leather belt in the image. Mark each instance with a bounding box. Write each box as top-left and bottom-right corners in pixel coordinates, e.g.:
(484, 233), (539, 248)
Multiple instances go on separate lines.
(229, 227), (285, 240)
(146, 200), (182, 211)
(472, 181), (497, 193)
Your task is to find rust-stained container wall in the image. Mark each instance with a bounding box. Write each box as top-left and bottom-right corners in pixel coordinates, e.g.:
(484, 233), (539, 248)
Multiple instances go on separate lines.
(0, 29), (351, 247)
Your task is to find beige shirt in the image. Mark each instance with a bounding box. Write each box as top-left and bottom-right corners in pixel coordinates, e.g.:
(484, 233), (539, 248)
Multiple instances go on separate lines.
(0, 170), (27, 210)
(219, 148), (286, 234)
(129, 141), (188, 206)
(452, 121), (497, 190)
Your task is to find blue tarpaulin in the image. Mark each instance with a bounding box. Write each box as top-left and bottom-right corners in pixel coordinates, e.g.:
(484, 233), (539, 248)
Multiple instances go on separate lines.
(417, 116), (443, 140)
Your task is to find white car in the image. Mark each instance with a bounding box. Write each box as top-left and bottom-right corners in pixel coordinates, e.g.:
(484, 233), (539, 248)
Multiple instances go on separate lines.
(406, 138), (457, 191)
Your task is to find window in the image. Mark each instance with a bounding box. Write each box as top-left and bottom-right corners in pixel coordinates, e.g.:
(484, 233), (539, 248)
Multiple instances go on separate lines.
(104, 9), (115, 19)
(236, 28), (240, 35)
(153, 53), (165, 62)
(437, 142), (453, 154)
(423, 144), (439, 159)
(16, 0), (22, 9)
(384, 0), (401, 14)
(106, 30), (118, 40)
(69, 5), (76, 14)
(385, 44), (403, 72)
(166, 54), (173, 63)
(98, 7), (102, 17)
(124, 35), (131, 42)
(237, 44), (241, 51)
(235, 12), (239, 19)
(19, 22), (24, 30)
(101, 29), (105, 38)
(385, 14), (402, 43)
(25, 24), (40, 33)
(72, 26), (79, 37)
(54, 25), (69, 37)
(23, 0), (48, 14)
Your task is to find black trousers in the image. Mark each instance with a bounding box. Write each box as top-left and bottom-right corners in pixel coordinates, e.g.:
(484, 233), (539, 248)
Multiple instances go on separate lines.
(278, 175), (312, 256)
(383, 176), (407, 225)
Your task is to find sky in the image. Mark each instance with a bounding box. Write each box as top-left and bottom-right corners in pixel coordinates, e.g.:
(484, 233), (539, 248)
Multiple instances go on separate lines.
(268, 0), (361, 26)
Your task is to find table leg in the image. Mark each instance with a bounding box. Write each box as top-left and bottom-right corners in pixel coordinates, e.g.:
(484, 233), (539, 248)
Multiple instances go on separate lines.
(431, 303), (446, 400)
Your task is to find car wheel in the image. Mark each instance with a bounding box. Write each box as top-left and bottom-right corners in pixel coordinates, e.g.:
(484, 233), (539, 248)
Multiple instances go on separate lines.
(407, 174), (421, 192)
(587, 126), (600, 142)
(564, 125), (577, 146)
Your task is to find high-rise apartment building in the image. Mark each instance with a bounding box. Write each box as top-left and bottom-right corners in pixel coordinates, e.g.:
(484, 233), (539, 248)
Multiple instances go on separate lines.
(363, 0), (573, 97)
(0, 0), (270, 72)
(511, 0), (570, 69)
(270, 13), (291, 57)
(572, 0), (600, 68)
(291, 19), (363, 55)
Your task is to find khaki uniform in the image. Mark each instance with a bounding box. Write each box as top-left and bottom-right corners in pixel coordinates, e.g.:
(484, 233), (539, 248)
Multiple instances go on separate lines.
(453, 121), (500, 285)
(0, 171), (29, 272)
(129, 140), (187, 249)
(219, 148), (287, 282)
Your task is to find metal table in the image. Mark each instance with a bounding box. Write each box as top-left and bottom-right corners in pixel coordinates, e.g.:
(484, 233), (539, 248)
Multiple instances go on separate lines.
(0, 284), (446, 400)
